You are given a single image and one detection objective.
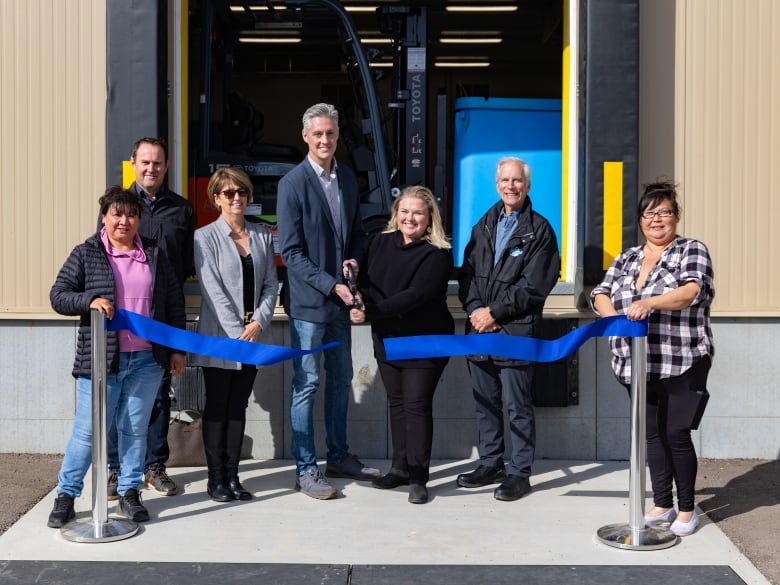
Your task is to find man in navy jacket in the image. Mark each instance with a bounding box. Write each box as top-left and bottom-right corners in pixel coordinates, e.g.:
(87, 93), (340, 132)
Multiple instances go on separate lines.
(457, 156), (560, 502)
(277, 103), (378, 500)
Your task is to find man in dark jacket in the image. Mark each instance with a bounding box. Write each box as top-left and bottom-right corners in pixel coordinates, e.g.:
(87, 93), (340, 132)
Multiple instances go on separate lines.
(106, 137), (195, 499)
(456, 156), (560, 501)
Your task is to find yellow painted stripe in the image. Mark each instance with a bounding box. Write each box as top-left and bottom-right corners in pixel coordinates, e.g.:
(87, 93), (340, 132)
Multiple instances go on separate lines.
(560, 0), (570, 282)
(122, 160), (134, 189)
(603, 161), (623, 269)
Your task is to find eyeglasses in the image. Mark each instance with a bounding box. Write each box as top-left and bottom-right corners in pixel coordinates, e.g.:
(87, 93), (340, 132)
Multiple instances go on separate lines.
(641, 209), (675, 219)
(220, 188), (249, 198)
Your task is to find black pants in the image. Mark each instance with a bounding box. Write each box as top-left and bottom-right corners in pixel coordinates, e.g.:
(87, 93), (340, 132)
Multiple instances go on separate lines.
(468, 360), (535, 478)
(202, 365), (257, 423)
(645, 356), (711, 512)
(377, 360), (446, 483)
(144, 369), (172, 468)
(202, 365), (258, 470)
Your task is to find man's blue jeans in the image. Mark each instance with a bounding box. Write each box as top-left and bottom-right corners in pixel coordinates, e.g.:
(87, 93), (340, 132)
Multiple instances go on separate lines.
(289, 313), (353, 475)
(57, 351), (163, 497)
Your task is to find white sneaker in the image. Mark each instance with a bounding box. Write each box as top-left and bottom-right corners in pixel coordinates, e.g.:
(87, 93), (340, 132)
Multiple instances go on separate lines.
(671, 511), (699, 536)
(644, 507), (677, 526)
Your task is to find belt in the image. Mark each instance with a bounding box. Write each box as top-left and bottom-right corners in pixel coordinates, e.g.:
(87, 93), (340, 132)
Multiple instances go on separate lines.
(244, 311), (253, 325)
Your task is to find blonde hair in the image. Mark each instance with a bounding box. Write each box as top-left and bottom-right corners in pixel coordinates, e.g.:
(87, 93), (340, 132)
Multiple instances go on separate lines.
(383, 186), (451, 250)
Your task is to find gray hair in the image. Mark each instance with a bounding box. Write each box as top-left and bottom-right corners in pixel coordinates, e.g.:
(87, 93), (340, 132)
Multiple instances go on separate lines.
(302, 103), (339, 133)
(495, 156), (532, 187)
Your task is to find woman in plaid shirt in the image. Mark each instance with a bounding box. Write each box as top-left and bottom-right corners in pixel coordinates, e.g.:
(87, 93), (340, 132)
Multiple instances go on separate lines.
(591, 180), (714, 537)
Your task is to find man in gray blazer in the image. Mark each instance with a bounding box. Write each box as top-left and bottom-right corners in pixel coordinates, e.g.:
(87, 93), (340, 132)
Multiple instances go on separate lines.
(277, 103), (379, 500)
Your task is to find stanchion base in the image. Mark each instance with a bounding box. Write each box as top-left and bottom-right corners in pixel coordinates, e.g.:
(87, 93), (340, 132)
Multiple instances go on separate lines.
(60, 517), (139, 543)
(596, 523), (677, 550)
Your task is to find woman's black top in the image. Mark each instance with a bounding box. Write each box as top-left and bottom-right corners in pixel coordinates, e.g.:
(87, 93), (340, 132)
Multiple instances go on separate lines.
(361, 231), (454, 368)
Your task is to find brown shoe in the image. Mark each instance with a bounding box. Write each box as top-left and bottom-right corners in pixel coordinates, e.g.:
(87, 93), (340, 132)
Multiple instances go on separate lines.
(144, 463), (177, 496)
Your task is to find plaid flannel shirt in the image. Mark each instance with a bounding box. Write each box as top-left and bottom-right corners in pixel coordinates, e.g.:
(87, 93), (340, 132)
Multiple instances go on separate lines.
(591, 236), (715, 385)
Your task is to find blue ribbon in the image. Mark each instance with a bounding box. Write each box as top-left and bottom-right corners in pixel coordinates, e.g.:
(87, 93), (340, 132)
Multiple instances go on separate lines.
(107, 309), (338, 366)
(383, 315), (647, 363)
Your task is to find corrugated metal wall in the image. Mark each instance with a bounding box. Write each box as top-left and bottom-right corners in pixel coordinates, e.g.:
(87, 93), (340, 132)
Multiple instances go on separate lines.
(676, 0), (780, 314)
(1, 1), (779, 317)
(0, 0), (106, 317)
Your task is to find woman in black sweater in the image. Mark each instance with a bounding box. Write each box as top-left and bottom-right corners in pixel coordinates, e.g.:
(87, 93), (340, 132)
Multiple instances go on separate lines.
(350, 186), (454, 504)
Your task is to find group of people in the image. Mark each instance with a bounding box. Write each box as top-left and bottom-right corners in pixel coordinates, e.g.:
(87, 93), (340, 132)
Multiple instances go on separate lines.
(47, 103), (714, 538)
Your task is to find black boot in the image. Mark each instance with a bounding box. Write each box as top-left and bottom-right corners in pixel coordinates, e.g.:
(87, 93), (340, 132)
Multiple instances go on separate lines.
(203, 420), (233, 502)
(225, 419), (252, 500)
(408, 465), (429, 504)
(408, 482), (429, 504)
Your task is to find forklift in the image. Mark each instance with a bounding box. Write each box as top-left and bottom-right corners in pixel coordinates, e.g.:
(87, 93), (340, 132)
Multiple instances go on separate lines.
(105, 0), (640, 409)
(187, 0), (401, 264)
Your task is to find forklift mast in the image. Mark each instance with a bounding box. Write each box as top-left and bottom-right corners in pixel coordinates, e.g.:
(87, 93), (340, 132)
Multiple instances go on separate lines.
(288, 0), (394, 223)
(187, 0), (399, 260)
(380, 5), (427, 192)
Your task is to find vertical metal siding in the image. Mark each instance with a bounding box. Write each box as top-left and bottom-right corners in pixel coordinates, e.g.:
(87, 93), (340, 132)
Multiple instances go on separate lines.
(0, 0), (106, 316)
(677, 0), (779, 313)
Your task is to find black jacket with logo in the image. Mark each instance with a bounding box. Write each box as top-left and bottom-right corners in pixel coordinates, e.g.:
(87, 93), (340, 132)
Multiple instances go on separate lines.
(458, 197), (560, 365)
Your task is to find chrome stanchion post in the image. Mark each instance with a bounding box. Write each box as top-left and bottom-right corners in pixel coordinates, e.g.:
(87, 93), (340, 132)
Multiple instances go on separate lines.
(597, 335), (677, 550)
(61, 309), (138, 542)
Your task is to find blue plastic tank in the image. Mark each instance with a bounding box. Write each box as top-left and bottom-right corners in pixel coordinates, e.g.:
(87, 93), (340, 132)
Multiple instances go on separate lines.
(452, 97), (562, 266)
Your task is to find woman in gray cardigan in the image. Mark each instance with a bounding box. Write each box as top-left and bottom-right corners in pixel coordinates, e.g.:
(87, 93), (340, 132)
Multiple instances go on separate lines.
(192, 168), (278, 502)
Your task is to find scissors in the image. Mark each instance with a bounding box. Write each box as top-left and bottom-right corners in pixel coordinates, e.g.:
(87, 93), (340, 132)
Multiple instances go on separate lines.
(346, 264), (361, 308)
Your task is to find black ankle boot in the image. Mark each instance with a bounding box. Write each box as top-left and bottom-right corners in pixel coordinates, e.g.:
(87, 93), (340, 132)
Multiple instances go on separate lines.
(203, 420), (233, 502)
(408, 482), (428, 504)
(207, 472), (234, 502)
(225, 421), (251, 500)
(226, 469), (252, 500)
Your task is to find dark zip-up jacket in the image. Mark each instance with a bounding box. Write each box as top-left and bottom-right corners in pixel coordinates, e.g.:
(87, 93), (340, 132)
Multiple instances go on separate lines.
(50, 233), (186, 378)
(458, 197), (560, 365)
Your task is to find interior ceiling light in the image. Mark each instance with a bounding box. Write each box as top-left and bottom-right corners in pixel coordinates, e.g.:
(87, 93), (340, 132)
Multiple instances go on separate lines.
(361, 37), (394, 44)
(343, 5), (379, 12)
(239, 29), (301, 43)
(230, 4), (278, 10)
(434, 56), (491, 68)
(445, 6), (519, 12)
(358, 30), (393, 44)
(434, 61), (491, 68)
(239, 37), (302, 43)
(439, 37), (502, 44)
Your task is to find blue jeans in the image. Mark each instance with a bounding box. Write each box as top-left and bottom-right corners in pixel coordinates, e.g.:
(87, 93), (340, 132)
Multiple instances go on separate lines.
(57, 351), (163, 497)
(107, 370), (172, 471)
(289, 314), (352, 475)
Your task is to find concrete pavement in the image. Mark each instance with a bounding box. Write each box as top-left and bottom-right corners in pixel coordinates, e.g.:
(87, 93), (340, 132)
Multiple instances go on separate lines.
(0, 459), (769, 584)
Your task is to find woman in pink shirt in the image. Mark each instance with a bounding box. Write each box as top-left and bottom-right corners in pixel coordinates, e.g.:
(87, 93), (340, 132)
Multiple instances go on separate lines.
(48, 187), (186, 528)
